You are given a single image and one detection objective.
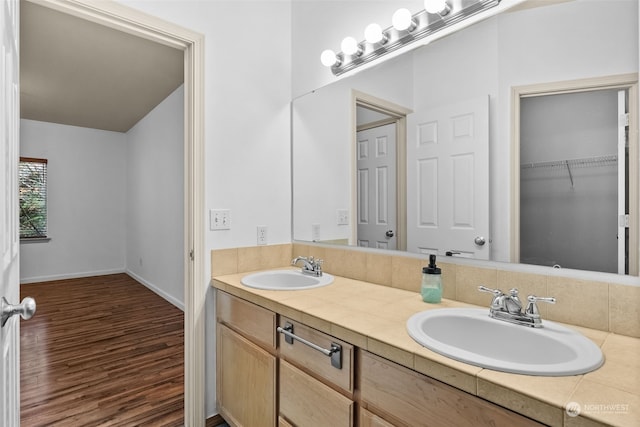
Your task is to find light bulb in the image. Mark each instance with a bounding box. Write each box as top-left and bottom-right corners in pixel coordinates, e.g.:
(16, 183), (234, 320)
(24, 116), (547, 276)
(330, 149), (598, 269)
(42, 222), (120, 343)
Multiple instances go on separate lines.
(320, 49), (339, 67)
(392, 8), (415, 32)
(424, 0), (450, 16)
(364, 23), (386, 44)
(341, 36), (361, 56)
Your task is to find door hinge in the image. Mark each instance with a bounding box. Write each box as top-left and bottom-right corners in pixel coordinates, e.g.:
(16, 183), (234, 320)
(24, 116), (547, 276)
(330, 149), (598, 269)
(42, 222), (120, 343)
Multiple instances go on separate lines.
(619, 214), (630, 228)
(189, 249), (194, 261)
(620, 113), (629, 127)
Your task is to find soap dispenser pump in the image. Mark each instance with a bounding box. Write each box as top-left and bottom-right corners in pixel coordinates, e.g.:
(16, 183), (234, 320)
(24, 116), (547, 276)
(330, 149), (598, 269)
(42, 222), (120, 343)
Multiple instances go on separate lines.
(421, 254), (442, 303)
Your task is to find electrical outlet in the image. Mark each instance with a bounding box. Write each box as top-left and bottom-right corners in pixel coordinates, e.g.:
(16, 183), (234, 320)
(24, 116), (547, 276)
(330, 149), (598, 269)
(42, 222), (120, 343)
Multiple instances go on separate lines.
(210, 209), (231, 230)
(311, 223), (320, 241)
(337, 209), (349, 225)
(257, 226), (268, 245)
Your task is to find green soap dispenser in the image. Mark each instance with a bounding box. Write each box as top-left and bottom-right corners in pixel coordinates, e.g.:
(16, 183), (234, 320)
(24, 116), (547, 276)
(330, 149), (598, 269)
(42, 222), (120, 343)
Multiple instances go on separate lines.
(421, 254), (442, 303)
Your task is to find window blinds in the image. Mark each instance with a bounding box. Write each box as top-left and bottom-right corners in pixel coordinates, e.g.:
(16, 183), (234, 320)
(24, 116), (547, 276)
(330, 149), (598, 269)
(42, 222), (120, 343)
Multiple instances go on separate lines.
(19, 157), (48, 238)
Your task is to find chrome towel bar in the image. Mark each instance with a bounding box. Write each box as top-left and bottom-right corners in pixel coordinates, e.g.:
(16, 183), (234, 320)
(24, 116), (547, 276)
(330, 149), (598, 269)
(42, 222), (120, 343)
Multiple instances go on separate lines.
(277, 322), (342, 369)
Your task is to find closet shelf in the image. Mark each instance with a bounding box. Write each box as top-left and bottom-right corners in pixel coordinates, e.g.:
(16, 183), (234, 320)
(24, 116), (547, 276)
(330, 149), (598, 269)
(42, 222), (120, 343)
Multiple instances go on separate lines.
(520, 154), (617, 170)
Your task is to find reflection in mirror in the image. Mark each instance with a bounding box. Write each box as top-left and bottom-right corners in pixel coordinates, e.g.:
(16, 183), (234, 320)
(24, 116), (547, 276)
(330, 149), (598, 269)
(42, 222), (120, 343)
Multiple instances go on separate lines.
(292, 0), (639, 276)
(355, 97), (410, 251)
(515, 79), (638, 276)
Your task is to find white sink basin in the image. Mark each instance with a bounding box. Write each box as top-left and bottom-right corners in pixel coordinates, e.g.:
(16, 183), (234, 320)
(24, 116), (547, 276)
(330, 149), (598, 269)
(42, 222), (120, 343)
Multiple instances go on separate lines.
(406, 308), (603, 376)
(241, 270), (334, 290)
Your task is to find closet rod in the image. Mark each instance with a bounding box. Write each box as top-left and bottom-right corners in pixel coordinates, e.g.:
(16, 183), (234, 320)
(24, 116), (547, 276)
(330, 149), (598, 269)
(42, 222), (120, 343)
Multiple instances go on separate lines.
(521, 154), (618, 170)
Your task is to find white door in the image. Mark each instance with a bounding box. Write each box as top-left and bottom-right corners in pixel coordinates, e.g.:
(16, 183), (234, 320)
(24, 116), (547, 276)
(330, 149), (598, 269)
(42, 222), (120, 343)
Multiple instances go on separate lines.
(357, 123), (397, 249)
(407, 96), (490, 259)
(1, 0), (22, 425)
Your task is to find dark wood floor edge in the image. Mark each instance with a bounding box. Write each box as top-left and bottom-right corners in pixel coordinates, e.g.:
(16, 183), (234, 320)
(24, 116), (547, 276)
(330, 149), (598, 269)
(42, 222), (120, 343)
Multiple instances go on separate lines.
(206, 413), (225, 427)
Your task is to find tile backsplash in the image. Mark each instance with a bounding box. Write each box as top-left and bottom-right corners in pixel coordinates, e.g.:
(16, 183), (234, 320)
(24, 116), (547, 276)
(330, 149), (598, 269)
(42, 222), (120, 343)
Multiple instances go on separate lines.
(211, 243), (640, 338)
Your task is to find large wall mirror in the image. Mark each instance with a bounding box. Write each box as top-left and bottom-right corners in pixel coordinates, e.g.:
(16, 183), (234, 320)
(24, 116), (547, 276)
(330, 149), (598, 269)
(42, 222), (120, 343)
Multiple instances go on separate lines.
(292, 0), (640, 276)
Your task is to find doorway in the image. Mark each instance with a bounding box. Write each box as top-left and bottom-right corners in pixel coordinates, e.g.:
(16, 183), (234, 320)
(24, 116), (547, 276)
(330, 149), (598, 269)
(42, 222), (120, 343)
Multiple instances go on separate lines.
(17, 0), (205, 424)
(511, 74), (638, 275)
(353, 90), (410, 251)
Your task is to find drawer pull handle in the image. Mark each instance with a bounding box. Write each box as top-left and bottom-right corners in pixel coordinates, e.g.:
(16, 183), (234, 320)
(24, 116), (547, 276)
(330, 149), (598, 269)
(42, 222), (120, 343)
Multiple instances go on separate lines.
(277, 323), (342, 369)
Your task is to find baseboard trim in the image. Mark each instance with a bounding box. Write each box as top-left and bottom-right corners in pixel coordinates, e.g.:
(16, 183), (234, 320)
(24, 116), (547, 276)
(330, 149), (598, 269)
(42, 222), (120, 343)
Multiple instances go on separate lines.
(206, 414), (225, 427)
(20, 268), (126, 284)
(125, 270), (185, 311)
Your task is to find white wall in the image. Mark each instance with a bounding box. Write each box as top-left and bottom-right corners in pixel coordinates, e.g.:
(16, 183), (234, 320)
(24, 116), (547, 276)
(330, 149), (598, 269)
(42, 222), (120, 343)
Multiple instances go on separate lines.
(126, 85), (184, 308)
(20, 120), (127, 282)
(115, 0), (292, 418)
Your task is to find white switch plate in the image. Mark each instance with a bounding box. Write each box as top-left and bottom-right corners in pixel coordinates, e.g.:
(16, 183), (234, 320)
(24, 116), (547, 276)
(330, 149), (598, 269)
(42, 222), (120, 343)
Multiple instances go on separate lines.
(337, 209), (349, 225)
(210, 209), (231, 230)
(257, 225), (268, 245)
(312, 223), (320, 241)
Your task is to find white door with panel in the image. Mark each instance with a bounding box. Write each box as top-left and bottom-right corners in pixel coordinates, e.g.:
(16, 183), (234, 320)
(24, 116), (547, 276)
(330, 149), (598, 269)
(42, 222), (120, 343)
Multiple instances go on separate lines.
(357, 123), (397, 250)
(2, 0), (22, 425)
(407, 97), (489, 259)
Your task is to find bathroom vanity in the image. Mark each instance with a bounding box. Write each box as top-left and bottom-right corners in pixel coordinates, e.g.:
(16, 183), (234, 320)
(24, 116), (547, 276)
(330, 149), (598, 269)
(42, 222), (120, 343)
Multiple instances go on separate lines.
(214, 273), (560, 427)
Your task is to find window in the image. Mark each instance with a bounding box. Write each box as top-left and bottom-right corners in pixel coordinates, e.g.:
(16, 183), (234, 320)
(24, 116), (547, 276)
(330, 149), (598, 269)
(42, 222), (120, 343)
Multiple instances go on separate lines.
(19, 157), (48, 239)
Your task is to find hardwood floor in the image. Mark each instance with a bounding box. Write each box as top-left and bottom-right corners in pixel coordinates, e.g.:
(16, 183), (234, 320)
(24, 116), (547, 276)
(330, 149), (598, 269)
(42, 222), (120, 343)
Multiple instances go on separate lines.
(20, 273), (184, 426)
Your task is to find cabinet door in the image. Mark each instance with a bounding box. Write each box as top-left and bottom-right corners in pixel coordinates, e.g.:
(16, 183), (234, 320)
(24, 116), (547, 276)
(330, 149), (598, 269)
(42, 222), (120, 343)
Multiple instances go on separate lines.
(279, 360), (353, 427)
(217, 323), (276, 427)
(359, 351), (544, 427)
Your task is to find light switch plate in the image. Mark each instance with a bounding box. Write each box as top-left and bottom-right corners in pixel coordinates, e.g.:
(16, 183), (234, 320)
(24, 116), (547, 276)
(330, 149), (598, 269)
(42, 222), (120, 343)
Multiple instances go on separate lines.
(210, 209), (230, 230)
(337, 209), (349, 225)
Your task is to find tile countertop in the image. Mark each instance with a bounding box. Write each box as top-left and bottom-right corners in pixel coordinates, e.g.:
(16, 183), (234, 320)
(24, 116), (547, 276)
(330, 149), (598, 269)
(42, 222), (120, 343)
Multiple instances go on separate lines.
(212, 269), (640, 427)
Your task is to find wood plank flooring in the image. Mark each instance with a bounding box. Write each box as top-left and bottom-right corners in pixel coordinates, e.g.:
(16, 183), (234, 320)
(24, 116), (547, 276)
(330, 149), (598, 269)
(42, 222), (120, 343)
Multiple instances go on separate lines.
(20, 273), (184, 426)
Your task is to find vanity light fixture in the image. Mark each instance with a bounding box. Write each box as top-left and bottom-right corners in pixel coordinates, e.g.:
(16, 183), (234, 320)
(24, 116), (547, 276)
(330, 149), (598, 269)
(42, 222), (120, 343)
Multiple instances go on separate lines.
(425, 0), (451, 16)
(341, 36), (362, 56)
(321, 0), (501, 76)
(391, 8), (417, 32)
(320, 49), (341, 67)
(364, 23), (387, 45)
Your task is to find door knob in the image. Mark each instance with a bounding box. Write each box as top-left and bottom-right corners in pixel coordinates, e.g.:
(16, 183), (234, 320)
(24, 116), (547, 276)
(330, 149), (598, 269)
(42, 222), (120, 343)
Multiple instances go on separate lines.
(474, 236), (486, 246)
(386, 230), (395, 238)
(1, 297), (36, 327)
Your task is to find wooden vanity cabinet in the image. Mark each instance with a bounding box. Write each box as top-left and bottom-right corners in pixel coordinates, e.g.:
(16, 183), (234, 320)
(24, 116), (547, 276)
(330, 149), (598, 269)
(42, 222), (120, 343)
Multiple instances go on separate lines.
(216, 291), (277, 427)
(215, 289), (545, 427)
(278, 317), (355, 427)
(359, 351), (545, 427)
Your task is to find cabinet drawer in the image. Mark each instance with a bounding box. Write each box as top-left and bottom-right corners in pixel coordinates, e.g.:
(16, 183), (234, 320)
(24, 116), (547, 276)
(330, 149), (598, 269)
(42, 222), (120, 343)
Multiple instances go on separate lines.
(278, 417), (294, 427)
(279, 360), (354, 427)
(278, 317), (354, 394)
(216, 290), (276, 350)
(359, 408), (396, 427)
(359, 351), (544, 427)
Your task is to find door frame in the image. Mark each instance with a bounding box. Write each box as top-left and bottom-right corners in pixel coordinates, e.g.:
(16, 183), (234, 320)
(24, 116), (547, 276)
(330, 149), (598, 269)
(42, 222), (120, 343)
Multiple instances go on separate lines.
(25, 0), (205, 424)
(511, 73), (639, 275)
(352, 90), (411, 251)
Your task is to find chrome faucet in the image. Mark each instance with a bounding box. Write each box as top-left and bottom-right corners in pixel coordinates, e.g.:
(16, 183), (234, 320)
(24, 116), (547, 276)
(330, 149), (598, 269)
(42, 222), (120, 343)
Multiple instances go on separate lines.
(478, 286), (555, 328)
(291, 256), (324, 277)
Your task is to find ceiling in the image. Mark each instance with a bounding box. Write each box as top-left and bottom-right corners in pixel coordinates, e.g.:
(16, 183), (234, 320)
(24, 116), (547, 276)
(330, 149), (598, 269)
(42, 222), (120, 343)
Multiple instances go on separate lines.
(20, 0), (184, 133)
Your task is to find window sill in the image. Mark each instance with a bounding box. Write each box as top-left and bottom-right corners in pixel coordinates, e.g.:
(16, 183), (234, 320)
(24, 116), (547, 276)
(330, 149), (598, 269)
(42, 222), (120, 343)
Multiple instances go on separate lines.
(20, 237), (51, 244)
